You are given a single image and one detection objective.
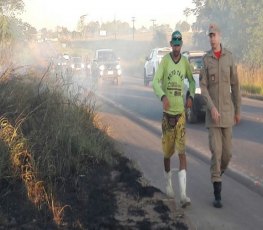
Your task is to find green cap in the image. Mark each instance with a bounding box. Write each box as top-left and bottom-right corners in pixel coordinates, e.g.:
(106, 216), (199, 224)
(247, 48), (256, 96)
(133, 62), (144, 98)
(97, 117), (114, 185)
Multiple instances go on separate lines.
(171, 30), (182, 46)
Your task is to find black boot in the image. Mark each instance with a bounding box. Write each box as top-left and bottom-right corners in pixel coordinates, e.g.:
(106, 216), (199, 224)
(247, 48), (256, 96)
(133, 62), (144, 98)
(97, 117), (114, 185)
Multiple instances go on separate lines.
(213, 182), (222, 208)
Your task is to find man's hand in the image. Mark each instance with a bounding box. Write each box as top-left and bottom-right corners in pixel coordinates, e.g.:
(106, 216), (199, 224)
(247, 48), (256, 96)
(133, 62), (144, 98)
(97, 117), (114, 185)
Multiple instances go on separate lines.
(211, 106), (220, 124)
(186, 97), (193, 108)
(234, 114), (241, 125)
(162, 96), (170, 110)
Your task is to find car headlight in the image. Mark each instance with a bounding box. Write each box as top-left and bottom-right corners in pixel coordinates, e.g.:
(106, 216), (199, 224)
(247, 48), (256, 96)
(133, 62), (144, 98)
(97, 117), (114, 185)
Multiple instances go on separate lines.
(99, 65), (105, 71)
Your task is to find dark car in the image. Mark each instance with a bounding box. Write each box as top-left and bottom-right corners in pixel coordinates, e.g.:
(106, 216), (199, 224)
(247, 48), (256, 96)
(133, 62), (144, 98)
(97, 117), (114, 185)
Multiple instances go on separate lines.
(91, 49), (122, 85)
(70, 56), (85, 72)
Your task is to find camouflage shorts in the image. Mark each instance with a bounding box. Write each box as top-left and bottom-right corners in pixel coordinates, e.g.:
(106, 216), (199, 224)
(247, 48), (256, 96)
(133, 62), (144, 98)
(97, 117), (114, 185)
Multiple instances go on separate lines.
(161, 112), (186, 158)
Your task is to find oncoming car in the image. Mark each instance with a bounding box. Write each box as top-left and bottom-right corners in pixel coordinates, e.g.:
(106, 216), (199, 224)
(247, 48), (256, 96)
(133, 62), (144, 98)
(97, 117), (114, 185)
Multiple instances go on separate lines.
(144, 47), (172, 86)
(70, 56), (85, 72)
(182, 50), (207, 123)
(91, 49), (122, 85)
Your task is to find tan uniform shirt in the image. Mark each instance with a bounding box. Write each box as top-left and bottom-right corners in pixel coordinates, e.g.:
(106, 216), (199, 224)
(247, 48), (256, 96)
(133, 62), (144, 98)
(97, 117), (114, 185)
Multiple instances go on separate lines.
(200, 46), (241, 127)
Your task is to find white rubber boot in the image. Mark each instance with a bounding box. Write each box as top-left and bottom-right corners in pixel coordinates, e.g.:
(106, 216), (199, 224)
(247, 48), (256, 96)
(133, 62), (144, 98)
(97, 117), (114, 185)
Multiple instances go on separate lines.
(164, 171), (175, 198)
(178, 169), (191, 208)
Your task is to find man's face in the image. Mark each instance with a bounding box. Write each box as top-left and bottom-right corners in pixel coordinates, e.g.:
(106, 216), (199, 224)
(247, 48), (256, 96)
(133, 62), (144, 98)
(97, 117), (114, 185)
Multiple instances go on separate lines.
(171, 43), (182, 57)
(209, 32), (221, 50)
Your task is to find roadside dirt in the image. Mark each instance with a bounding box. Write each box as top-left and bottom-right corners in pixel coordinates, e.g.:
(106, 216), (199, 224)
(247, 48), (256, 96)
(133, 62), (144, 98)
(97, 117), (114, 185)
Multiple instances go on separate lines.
(0, 114), (192, 229)
(0, 152), (191, 229)
(0, 93), (192, 230)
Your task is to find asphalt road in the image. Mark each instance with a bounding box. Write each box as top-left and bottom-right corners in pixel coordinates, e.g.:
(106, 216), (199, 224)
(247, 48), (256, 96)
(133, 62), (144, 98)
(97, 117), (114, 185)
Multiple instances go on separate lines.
(76, 74), (263, 230)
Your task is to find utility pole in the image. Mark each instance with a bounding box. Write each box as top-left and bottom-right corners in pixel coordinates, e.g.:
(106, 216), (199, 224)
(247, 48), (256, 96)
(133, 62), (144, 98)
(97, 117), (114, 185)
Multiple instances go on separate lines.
(132, 17), (135, 40)
(151, 19), (156, 36)
(79, 14), (88, 39)
(114, 15), (117, 40)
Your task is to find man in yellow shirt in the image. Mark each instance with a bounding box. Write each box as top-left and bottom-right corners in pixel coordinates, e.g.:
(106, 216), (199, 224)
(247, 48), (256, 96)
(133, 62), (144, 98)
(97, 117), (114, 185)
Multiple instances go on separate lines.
(152, 30), (195, 208)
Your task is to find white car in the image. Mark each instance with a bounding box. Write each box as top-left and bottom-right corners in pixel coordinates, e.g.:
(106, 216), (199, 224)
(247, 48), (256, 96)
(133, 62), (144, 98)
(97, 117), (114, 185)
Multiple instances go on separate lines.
(183, 51), (207, 123)
(144, 47), (172, 86)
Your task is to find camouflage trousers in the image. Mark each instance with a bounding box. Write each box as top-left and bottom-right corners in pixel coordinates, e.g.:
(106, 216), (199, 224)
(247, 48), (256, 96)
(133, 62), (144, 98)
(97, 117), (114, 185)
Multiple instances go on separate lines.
(162, 112), (186, 158)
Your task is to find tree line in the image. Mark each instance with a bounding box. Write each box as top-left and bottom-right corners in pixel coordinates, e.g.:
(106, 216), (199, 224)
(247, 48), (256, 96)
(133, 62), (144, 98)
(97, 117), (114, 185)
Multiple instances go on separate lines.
(7, 0), (263, 68)
(185, 0), (263, 68)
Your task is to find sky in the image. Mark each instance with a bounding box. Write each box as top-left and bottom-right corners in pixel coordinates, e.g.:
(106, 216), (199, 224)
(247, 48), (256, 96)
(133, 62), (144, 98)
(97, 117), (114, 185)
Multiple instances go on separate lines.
(20, 0), (196, 31)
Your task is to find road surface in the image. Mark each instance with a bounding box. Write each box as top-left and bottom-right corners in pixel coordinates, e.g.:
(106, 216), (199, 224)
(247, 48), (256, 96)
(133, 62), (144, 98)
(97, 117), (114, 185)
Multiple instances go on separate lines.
(77, 75), (263, 229)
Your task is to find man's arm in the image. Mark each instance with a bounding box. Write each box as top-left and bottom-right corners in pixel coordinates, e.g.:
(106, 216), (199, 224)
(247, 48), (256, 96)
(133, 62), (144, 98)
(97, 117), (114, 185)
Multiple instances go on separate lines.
(200, 57), (221, 123)
(185, 60), (195, 99)
(152, 60), (165, 100)
(200, 57), (215, 111)
(230, 54), (241, 124)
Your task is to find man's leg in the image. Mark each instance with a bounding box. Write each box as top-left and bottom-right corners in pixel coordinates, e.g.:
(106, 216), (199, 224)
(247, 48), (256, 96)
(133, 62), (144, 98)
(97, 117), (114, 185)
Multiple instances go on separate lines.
(221, 127), (232, 174)
(163, 157), (175, 197)
(164, 158), (171, 172)
(209, 127), (223, 208)
(162, 115), (176, 197)
(179, 154), (187, 171)
(178, 153), (191, 207)
(176, 113), (190, 207)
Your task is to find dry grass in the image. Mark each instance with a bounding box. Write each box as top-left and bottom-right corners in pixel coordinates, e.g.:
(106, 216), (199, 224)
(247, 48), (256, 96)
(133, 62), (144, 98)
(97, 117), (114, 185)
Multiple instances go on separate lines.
(0, 67), (117, 227)
(238, 65), (263, 95)
(0, 117), (67, 225)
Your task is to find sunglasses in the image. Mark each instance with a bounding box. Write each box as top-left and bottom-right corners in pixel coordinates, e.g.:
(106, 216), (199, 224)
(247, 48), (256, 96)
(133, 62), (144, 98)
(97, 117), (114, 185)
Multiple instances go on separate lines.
(173, 37), (182, 41)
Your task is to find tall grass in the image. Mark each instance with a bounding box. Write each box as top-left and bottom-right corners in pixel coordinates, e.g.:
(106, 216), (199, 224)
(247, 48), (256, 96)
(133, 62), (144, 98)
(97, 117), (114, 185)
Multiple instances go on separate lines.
(0, 66), (117, 226)
(238, 65), (263, 96)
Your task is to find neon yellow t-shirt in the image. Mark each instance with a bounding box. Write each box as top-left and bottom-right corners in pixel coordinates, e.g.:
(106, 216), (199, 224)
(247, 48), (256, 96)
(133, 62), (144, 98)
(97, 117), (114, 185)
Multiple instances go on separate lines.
(152, 53), (195, 115)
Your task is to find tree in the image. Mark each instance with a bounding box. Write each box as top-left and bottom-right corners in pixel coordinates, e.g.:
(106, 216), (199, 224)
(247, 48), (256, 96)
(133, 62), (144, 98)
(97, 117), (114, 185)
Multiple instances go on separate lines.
(57, 26), (71, 41)
(175, 21), (190, 32)
(100, 20), (133, 37)
(10, 19), (37, 41)
(85, 21), (100, 37)
(0, 0), (25, 65)
(152, 30), (168, 48)
(185, 0), (263, 66)
(0, 0), (24, 16)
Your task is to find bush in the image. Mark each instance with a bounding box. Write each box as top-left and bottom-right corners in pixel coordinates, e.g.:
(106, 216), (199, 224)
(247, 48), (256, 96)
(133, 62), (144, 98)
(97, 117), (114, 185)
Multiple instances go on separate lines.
(0, 70), (117, 192)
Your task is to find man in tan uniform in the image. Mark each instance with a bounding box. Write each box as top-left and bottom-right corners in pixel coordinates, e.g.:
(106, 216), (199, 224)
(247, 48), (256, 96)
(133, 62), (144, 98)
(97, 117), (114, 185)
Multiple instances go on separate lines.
(200, 23), (241, 208)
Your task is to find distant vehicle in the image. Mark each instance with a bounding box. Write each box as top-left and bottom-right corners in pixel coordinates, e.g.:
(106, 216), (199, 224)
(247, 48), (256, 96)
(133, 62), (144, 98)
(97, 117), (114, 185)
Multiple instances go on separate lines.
(56, 54), (70, 67)
(91, 49), (122, 85)
(63, 54), (70, 62)
(182, 50), (207, 123)
(70, 56), (85, 72)
(144, 47), (172, 86)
